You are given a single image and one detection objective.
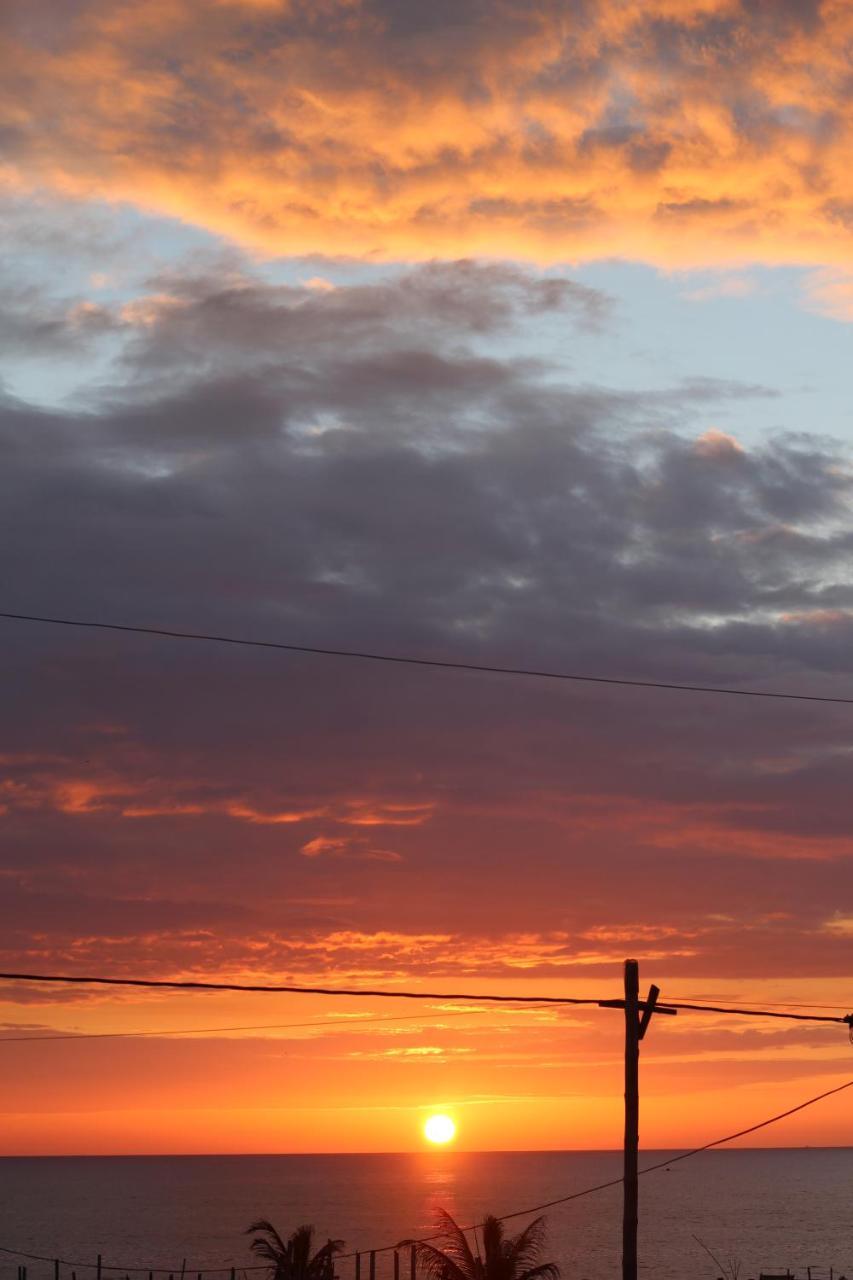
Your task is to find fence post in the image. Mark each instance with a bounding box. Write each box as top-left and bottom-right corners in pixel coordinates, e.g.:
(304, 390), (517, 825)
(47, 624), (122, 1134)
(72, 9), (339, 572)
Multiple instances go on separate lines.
(55, 1259), (60, 1280)
(369, 1255), (375, 1280)
(393, 1254), (399, 1280)
(355, 1256), (360, 1280)
(410, 1247), (416, 1280)
(96, 1257), (102, 1280)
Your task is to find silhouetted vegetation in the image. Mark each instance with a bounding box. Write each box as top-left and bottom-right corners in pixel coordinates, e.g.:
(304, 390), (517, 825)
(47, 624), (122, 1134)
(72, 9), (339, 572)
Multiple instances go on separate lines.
(405, 1209), (560, 1280)
(246, 1222), (344, 1280)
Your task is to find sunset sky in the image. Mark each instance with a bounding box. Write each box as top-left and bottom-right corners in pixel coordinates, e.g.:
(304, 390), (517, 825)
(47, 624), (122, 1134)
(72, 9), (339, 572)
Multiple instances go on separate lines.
(2, 0), (853, 1155)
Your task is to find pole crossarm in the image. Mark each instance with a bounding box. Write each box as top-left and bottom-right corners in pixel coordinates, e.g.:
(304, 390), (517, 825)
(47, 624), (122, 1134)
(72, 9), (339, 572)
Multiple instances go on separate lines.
(597, 998), (677, 1016)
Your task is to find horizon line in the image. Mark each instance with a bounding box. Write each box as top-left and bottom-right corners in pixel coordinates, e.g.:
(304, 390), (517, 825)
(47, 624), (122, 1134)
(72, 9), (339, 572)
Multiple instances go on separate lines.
(0, 1144), (847, 1158)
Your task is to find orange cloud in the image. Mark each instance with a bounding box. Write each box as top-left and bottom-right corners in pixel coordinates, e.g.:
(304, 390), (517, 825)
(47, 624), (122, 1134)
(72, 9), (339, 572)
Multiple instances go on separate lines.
(0, 761), (434, 835)
(300, 835), (404, 861)
(4, 1), (853, 264)
(337, 802), (434, 827)
(225, 803), (325, 825)
(694, 428), (746, 459)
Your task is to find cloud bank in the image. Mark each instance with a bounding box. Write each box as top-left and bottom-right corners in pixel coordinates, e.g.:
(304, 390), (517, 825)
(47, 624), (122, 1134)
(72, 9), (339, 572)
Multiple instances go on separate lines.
(2, 259), (853, 988)
(3, 0), (853, 263)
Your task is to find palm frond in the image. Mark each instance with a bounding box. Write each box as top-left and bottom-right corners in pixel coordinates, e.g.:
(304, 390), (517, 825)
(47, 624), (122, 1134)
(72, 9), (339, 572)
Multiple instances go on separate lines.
(517, 1263), (560, 1280)
(290, 1226), (316, 1272)
(248, 1242), (282, 1267)
(506, 1218), (548, 1273)
(479, 1217), (512, 1280)
(401, 1210), (484, 1280)
(246, 1221), (290, 1259)
(312, 1240), (345, 1258)
(407, 1241), (474, 1280)
(480, 1218), (505, 1265)
(433, 1209), (480, 1279)
(308, 1239), (345, 1279)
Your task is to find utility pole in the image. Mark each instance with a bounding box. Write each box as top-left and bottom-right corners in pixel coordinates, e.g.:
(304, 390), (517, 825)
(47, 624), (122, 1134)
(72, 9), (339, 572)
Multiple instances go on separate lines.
(623, 958), (640, 1280)
(600, 960), (676, 1280)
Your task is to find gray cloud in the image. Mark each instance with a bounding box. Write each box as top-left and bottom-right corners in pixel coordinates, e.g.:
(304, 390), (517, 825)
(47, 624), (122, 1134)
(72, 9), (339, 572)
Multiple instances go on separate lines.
(1, 260), (852, 979)
(0, 282), (117, 356)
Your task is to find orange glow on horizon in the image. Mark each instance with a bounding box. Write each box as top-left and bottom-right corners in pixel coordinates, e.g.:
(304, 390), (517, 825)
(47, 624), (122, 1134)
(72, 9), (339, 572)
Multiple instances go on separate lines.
(2, 974), (853, 1154)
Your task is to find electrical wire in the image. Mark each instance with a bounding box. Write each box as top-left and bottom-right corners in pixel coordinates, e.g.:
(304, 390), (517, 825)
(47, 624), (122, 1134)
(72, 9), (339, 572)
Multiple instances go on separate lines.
(672, 997), (849, 1011)
(1, 1075), (851, 1273)
(1, 972), (849, 1025)
(0, 1004), (557, 1044)
(483, 1075), (853, 1227)
(0, 972), (599, 1006)
(2, 610), (852, 706)
(662, 999), (851, 1026)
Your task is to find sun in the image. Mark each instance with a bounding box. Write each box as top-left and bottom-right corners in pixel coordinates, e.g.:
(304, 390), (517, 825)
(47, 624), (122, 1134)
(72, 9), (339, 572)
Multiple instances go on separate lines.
(424, 1114), (456, 1145)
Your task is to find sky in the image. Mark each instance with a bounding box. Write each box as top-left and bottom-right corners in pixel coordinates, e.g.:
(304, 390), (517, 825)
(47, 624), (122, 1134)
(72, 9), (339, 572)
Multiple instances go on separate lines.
(2, 0), (853, 1156)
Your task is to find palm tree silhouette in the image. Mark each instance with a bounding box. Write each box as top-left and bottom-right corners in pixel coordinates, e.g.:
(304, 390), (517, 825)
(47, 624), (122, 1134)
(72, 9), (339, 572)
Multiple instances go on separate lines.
(246, 1221), (344, 1280)
(405, 1209), (560, 1280)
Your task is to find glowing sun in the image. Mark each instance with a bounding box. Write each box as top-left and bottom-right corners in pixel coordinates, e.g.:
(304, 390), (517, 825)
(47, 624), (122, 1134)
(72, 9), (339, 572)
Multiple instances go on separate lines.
(424, 1114), (456, 1145)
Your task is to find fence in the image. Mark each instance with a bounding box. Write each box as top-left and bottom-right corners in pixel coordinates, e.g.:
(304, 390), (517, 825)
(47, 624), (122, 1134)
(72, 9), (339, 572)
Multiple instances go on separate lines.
(6, 1245), (422, 1280)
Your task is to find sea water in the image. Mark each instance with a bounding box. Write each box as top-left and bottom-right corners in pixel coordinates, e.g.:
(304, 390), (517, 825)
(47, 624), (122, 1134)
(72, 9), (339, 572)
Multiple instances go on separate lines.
(0, 1150), (850, 1280)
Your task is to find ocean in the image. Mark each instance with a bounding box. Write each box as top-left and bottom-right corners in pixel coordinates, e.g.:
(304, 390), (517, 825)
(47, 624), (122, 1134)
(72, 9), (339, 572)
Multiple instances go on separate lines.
(1, 1151), (850, 1280)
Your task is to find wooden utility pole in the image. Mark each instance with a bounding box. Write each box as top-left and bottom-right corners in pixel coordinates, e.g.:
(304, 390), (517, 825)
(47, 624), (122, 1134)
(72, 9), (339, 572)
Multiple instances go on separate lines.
(597, 960), (675, 1280)
(622, 959), (640, 1280)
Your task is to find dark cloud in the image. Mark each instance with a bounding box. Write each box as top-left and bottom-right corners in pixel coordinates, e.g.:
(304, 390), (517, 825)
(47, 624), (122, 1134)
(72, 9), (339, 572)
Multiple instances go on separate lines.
(0, 281), (118, 356)
(0, 257), (610, 378)
(1, 261), (852, 983)
(120, 259), (609, 368)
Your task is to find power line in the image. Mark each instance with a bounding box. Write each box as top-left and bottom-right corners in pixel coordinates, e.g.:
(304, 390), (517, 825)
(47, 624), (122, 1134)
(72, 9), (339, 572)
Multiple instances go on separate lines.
(1, 971), (850, 1025)
(1, 609), (852, 706)
(0, 971), (598, 1006)
(673, 996), (849, 1011)
(3, 996), (850, 1046)
(663, 999), (852, 1025)
(1, 1075), (850, 1273)
(413, 1074), (853, 1252)
(0, 1004), (557, 1044)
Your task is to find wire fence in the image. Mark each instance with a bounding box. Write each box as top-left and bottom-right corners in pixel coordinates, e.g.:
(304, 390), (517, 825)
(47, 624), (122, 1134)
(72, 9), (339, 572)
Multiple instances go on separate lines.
(2, 1248), (415, 1280)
